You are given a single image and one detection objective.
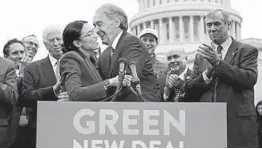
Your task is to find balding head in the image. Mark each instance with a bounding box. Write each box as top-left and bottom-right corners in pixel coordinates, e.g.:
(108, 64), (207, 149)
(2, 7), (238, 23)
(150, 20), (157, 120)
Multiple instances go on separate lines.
(167, 48), (186, 59)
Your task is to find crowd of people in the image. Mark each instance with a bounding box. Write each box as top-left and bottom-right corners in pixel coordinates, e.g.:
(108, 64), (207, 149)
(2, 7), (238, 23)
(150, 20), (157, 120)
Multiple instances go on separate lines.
(0, 3), (260, 148)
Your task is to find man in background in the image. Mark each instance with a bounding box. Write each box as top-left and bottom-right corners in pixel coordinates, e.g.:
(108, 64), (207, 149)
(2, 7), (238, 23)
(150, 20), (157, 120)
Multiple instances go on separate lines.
(22, 34), (39, 60)
(22, 25), (68, 147)
(139, 28), (167, 78)
(0, 55), (18, 147)
(3, 38), (27, 147)
(158, 49), (192, 102)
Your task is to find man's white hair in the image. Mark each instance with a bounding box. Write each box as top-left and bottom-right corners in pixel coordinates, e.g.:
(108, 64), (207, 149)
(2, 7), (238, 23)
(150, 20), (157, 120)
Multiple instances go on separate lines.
(42, 24), (63, 42)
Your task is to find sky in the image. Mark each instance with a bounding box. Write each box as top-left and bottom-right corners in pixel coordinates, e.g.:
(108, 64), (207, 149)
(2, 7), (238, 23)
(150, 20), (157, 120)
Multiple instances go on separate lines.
(0, 0), (261, 60)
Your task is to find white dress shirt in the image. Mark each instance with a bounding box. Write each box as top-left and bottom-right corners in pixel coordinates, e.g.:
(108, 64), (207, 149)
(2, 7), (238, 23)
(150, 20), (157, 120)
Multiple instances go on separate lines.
(111, 31), (123, 50)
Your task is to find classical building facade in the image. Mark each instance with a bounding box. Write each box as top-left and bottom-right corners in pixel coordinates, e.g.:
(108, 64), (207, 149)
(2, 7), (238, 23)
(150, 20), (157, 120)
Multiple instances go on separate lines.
(129, 0), (242, 65)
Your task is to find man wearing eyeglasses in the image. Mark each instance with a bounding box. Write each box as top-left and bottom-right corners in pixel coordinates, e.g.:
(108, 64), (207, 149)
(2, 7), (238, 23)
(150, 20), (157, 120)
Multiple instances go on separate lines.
(22, 25), (68, 147)
(158, 49), (192, 102)
(22, 35), (39, 60)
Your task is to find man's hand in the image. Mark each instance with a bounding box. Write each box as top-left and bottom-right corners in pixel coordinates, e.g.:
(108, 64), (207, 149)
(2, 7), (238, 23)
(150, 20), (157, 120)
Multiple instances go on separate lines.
(166, 74), (184, 89)
(205, 61), (215, 78)
(19, 54), (33, 77)
(109, 75), (132, 87)
(53, 79), (62, 96)
(57, 92), (69, 102)
(197, 44), (220, 66)
(122, 75), (132, 87)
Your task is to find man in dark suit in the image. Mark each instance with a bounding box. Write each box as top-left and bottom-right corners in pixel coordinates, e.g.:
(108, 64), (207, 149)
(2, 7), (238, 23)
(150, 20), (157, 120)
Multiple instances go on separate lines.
(22, 25), (68, 147)
(2, 38), (28, 147)
(93, 3), (160, 102)
(187, 9), (258, 147)
(158, 49), (192, 102)
(0, 57), (18, 147)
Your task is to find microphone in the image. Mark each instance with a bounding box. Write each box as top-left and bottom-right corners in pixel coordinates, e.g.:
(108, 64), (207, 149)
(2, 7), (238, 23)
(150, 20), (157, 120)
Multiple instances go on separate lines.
(129, 61), (142, 97)
(111, 58), (127, 102)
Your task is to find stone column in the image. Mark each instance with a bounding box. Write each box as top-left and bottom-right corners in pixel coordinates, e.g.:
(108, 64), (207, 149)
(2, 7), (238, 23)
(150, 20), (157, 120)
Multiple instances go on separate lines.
(169, 17), (174, 43)
(143, 22), (146, 30)
(190, 16), (194, 41)
(140, 0), (144, 12)
(155, 0), (160, 5)
(179, 16), (184, 42)
(150, 20), (154, 29)
(137, 25), (141, 35)
(159, 18), (164, 43)
(199, 16), (205, 40)
(238, 23), (242, 40)
(231, 21), (236, 39)
(144, 0), (148, 9)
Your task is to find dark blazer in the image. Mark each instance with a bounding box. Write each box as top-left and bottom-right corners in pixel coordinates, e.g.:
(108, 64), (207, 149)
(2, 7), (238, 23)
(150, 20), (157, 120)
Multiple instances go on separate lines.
(187, 38), (258, 147)
(0, 57), (18, 147)
(158, 68), (193, 102)
(22, 56), (57, 129)
(60, 51), (107, 101)
(98, 31), (160, 102)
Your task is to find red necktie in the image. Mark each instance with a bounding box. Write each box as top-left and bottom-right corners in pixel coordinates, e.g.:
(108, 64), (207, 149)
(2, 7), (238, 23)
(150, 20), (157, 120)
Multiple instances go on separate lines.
(212, 45), (223, 102)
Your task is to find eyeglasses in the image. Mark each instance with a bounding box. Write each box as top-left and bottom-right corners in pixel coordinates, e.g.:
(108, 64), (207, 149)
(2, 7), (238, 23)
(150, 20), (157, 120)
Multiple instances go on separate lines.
(25, 41), (39, 48)
(80, 28), (96, 39)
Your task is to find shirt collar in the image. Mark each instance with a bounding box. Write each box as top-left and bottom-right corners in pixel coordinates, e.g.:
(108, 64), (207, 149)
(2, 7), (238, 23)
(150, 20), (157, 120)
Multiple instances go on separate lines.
(212, 36), (232, 52)
(179, 67), (188, 81)
(48, 54), (58, 67)
(111, 31), (123, 49)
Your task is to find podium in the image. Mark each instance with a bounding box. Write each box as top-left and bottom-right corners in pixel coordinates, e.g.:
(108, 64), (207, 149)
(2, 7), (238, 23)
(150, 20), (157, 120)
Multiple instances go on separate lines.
(37, 102), (227, 148)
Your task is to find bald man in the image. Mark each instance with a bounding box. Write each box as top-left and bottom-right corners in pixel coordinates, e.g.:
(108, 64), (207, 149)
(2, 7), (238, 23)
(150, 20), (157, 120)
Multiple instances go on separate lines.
(158, 49), (192, 102)
(21, 25), (68, 147)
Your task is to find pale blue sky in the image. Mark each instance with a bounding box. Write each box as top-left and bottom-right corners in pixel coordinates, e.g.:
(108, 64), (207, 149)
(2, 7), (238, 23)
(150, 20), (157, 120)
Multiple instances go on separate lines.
(0, 0), (260, 59)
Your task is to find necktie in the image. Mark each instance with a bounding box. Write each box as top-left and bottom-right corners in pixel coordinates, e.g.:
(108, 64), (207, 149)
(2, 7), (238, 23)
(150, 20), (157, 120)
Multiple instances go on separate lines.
(54, 60), (60, 81)
(213, 45), (223, 102)
(217, 45), (223, 59)
(110, 46), (114, 57)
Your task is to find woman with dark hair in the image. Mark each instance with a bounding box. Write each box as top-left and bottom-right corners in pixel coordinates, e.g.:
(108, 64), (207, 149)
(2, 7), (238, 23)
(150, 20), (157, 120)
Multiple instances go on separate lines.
(256, 100), (262, 147)
(60, 20), (131, 101)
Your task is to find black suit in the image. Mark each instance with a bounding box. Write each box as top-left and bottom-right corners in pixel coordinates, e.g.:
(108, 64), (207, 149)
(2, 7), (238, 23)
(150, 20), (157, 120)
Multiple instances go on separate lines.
(0, 57), (18, 147)
(22, 56), (57, 147)
(98, 31), (160, 102)
(187, 38), (258, 147)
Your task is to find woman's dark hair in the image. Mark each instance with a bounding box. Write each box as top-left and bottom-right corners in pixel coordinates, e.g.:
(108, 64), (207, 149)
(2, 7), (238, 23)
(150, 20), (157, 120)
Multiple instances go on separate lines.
(63, 20), (87, 52)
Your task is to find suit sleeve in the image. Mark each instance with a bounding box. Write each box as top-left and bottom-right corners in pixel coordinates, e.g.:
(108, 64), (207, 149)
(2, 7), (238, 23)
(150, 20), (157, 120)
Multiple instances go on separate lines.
(22, 65), (56, 101)
(214, 46), (258, 90)
(121, 38), (148, 77)
(60, 55), (107, 101)
(0, 62), (18, 105)
(186, 53), (211, 94)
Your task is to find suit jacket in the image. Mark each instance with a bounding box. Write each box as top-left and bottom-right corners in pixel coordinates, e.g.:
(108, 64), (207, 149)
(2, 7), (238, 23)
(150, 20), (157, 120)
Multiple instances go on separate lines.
(186, 38), (258, 147)
(98, 31), (160, 102)
(0, 57), (18, 146)
(60, 51), (107, 101)
(22, 56), (57, 128)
